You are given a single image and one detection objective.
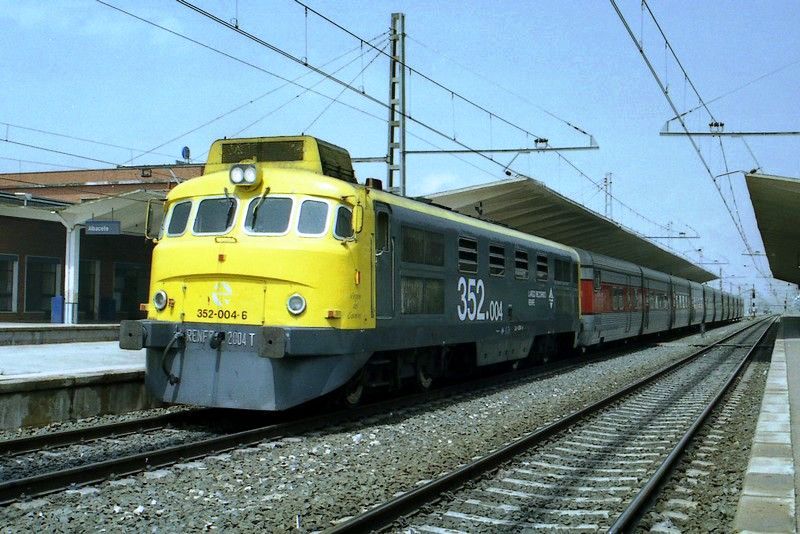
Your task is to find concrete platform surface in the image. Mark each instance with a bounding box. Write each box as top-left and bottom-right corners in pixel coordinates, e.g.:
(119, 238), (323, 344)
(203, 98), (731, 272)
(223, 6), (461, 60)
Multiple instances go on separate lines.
(0, 341), (144, 380)
(0, 341), (152, 429)
(736, 315), (800, 533)
(0, 322), (119, 329)
(0, 322), (120, 346)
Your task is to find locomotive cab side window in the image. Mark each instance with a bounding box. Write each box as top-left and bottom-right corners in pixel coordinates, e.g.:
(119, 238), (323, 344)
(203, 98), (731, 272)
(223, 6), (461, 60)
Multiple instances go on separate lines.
(193, 197), (237, 235)
(333, 206), (353, 240)
(245, 197), (292, 234)
(514, 250), (529, 279)
(166, 201), (192, 236)
(297, 200), (329, 236)
(376, 211), (390, 252)
(458, 237), (478, 273)
(488, 244), (505, 276)
(536, 254), (549, 281)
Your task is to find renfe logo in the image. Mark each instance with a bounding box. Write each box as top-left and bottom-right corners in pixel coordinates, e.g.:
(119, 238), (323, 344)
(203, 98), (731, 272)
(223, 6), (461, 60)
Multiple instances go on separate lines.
(211, 281), (233, 307)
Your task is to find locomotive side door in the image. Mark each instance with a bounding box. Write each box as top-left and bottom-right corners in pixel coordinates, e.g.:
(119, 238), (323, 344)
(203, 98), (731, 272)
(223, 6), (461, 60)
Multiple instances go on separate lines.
(374, 203), (394, 319)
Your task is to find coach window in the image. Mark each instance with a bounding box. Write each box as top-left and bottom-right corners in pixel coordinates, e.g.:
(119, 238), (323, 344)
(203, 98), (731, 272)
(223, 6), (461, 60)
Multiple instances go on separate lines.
(489, 244), (505, 276)
(0, 254), (18, 312)
(536, 254), (549, 281)
(593, 270), (601, 292)
(613, 287), (624, 310)
(298, 200), (329, 236)
(333, 206), (353, 240)
(458, 237), (478, 273)
(245, 197), (293, 234)
(514, 250), (529, 279)
(166, 201), (192, 236)
(194, 197), (237, 234)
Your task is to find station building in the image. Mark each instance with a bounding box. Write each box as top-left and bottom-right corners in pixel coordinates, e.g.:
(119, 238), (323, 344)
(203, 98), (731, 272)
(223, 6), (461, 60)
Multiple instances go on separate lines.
(0, 165), (202, 323)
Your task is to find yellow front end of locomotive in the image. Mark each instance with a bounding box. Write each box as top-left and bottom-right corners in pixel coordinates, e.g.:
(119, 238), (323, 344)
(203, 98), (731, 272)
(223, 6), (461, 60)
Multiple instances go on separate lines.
(143, 164), (375, 331)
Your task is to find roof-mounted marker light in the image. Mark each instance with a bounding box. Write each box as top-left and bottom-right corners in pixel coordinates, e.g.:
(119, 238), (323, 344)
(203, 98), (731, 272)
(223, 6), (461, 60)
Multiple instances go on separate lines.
(230, 166), (245, 185)
(230, 164), (259, 187)
(243, 165), (257, 184)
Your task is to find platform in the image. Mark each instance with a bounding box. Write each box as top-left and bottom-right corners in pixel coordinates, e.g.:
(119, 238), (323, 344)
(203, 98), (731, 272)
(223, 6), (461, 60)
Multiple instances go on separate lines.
(736, 315), (800, 532)
(0, 341), (154, 430)
(0, 322), (119, 346)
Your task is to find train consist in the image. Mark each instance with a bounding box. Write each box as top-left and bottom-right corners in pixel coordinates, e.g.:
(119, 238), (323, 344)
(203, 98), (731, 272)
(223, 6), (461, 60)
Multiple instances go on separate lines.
(120, 135), (743, 410)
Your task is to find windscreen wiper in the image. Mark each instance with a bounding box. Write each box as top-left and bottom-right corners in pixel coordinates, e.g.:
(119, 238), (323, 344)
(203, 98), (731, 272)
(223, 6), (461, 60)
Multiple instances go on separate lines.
(223, 187), (236, 227)
(251, 187), (271, 224)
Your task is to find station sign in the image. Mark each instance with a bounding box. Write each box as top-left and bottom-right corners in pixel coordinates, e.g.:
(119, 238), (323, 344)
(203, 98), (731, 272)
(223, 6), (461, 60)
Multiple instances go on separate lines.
(85, 220), (121, 235)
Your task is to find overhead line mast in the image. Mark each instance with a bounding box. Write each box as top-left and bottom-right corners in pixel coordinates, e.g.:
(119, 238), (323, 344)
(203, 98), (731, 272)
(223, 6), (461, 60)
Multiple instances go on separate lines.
(386, 13), (406, 195)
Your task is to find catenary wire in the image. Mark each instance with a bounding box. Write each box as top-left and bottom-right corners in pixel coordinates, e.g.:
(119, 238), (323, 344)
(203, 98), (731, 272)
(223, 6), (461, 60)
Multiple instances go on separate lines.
(0, 156), (92, 171)
(667, 56), (800, 123)
(177, 0), (690, 239)
(95, 1), (391, 160)
(609, 0), (767, 278)
(0, 122), (175, 161)
(91, 1), (696, 249)
(122, 31), (389, 165)
(286, 0), (696, 238)
(290, 0), (584, 144)
(641, 0), (755, 256)
(302, 44), (388, 134)
(405, 34), (594, 139)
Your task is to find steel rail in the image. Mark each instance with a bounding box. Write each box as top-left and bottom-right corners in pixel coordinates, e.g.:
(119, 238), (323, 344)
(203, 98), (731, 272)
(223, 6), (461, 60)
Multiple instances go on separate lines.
(0, 408), (218, 457)
(325, 317), (773, 533)
(0, 409), (335, 505)
(0, 349), (594, 504)
(608, 317), (777, 532)
(0, 320), (758, 506)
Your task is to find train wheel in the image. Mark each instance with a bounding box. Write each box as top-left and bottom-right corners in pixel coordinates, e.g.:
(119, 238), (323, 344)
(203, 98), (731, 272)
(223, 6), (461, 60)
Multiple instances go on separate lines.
(415, 352), (435, 391)
(342, 369), (365, 406)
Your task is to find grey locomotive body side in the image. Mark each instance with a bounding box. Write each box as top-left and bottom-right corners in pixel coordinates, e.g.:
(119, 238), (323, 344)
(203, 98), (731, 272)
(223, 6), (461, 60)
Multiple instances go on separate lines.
(368, 201), (580, 370)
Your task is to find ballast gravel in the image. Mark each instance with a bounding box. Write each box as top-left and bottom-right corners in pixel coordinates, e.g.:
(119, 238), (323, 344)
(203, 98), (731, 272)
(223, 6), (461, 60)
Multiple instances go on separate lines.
(0, 322), (754, 532)
(638, 343), (770, 532)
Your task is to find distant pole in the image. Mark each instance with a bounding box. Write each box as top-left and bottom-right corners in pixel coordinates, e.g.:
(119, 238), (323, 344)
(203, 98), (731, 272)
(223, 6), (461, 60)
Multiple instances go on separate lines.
(604, 172), (613, 219)
(719, 267), (723, 291)
(386, 12), (406, 195)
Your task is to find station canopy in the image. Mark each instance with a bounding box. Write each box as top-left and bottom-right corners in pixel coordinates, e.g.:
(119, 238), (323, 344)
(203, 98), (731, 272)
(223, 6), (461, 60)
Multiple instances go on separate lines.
(0, 189), (165, 236)
(745, 172), (800, 286)
(426, 176), (716, 283)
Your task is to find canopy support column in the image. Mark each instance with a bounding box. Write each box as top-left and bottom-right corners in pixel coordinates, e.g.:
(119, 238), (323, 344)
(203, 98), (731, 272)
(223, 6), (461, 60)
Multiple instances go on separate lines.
(63, 225), (80, 324)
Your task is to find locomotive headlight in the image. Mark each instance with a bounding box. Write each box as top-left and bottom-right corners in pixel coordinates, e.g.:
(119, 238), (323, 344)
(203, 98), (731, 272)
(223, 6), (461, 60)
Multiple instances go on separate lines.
(153, 290), (168, 311)
(229, 165), (245, 185)
(243, 165), (257, 184)
(287, 293), (306, 315)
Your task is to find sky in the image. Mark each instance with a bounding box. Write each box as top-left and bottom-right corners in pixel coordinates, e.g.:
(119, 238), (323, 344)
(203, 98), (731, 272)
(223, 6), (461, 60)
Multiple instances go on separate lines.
(1, 0), (798, 310)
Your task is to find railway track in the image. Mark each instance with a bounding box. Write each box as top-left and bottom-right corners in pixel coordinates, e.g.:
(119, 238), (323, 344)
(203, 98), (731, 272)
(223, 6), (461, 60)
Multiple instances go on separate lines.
(0, 321), (755, 508)
(326, 317), (776, 533)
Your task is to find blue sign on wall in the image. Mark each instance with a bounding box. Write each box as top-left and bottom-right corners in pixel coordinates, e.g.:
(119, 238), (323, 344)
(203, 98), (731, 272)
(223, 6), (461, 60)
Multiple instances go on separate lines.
(85, 220), (121, 235)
